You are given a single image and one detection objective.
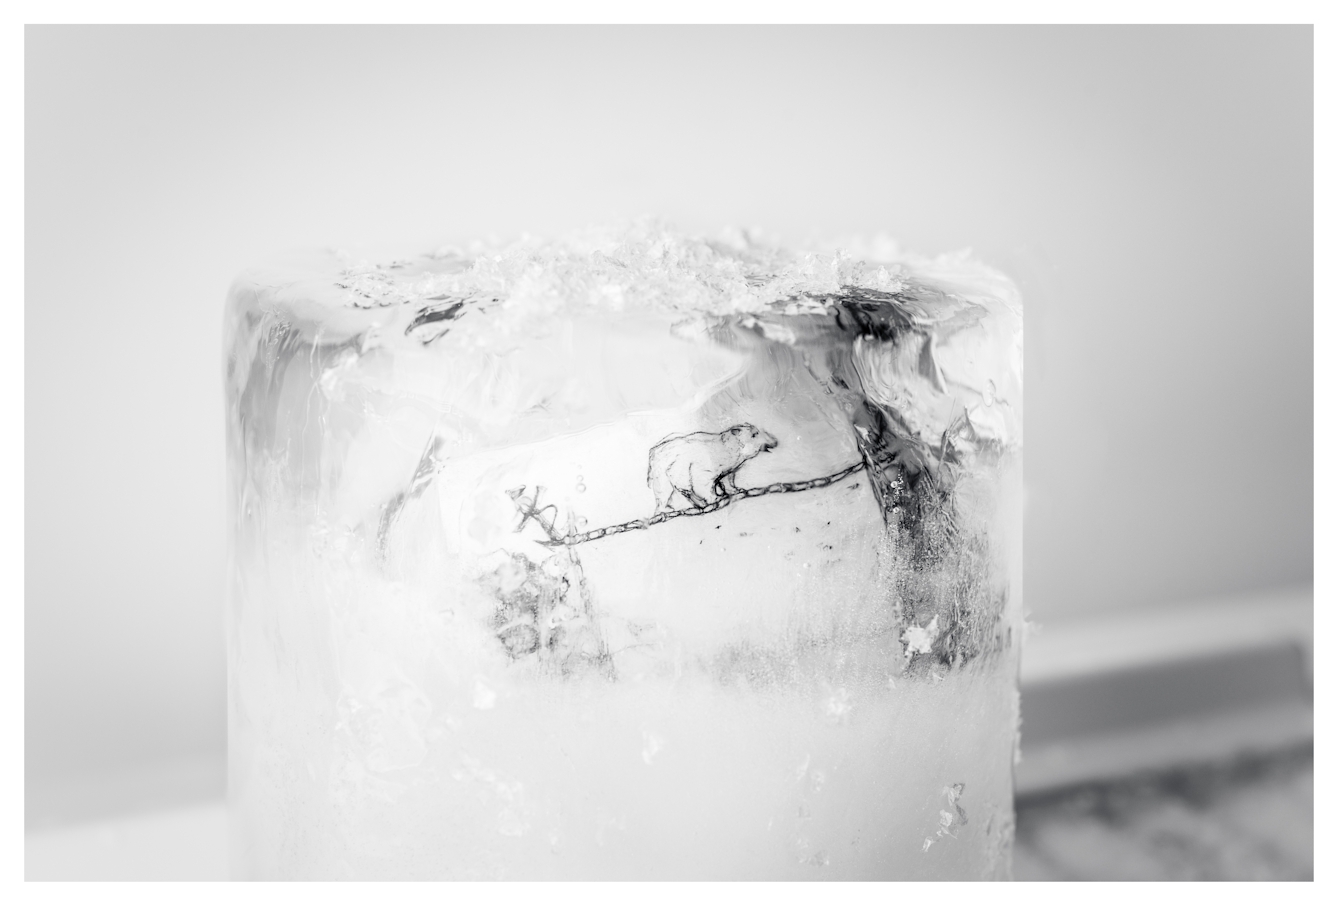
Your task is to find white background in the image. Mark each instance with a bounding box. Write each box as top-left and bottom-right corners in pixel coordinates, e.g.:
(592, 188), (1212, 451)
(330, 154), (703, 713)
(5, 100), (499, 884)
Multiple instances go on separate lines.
(25, 25), (1312, 814)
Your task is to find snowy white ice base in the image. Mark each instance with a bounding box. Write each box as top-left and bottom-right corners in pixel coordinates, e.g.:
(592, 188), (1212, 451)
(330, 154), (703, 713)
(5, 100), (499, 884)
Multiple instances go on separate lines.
(28, 587), (1308, 880)
(233, 672), (1016, 879)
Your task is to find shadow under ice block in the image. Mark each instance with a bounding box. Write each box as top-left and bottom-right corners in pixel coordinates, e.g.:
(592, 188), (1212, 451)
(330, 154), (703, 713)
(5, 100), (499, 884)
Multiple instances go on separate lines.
(223, 224), (1023, 879)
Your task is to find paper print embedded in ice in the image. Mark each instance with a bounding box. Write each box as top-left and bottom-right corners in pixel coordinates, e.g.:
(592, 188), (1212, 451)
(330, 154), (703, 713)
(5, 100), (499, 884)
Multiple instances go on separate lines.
(507, 424), (868, 548)
(493, 421), (873, 678)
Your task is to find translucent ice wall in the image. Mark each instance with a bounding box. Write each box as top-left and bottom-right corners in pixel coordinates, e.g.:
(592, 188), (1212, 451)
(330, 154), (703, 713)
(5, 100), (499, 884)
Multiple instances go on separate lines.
(224, 223), (1023, 879)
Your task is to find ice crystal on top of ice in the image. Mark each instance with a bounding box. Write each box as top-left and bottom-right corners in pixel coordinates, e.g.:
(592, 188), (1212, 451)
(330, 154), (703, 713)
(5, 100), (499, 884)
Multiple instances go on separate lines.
(310, 220), (1016, 328)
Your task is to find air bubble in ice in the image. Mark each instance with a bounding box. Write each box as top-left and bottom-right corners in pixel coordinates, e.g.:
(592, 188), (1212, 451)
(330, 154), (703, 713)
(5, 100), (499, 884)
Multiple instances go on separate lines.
(901, 615), (940, 656)
(472, 677), (497, 710)
(641, 730), (664, 765)
(824, 688), (852, 721)
(546, 603), (577, 629)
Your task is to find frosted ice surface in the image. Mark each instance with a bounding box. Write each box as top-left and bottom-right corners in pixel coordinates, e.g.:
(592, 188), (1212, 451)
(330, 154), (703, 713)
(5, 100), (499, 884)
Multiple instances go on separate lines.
(224, 222), (1022, 879)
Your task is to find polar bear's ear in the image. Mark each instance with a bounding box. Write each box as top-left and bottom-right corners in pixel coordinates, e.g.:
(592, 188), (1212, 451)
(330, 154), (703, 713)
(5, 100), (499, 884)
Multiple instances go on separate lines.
(730, 426), (745, 436)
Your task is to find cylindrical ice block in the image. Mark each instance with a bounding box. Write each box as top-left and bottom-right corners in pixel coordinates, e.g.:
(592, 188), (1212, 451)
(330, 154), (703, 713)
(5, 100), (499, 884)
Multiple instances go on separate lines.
(224, 225), (1023, 879)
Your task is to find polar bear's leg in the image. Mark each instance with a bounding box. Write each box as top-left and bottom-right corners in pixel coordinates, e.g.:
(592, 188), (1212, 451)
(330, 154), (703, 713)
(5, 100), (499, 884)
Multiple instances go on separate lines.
(648, 469), (675, 513)
(715, 469), (739, 496)
(685, 465), (715, 508)
(648, 455), (682, 513)
(682, 488), (710, 509)
(661, 459), (703, 509)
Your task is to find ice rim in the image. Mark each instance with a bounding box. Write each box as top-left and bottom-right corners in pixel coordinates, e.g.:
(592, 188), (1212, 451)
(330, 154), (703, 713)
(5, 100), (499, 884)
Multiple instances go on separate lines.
(225, 220), (1022, 678)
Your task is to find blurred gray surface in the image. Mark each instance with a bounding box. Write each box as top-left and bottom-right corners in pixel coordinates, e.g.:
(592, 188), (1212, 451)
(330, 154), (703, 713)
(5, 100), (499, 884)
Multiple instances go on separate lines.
(25, 753), (224, 834)
(1016, 587), (1313, 796)
(26, 24), (1312, 819)
(26, 801), (229, 882)
(1014, 748), (1313, 881)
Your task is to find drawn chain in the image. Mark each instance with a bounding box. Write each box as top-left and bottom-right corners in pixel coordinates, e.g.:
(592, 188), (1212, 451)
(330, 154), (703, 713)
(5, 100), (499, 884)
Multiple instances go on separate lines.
(511, 460), (868, 548)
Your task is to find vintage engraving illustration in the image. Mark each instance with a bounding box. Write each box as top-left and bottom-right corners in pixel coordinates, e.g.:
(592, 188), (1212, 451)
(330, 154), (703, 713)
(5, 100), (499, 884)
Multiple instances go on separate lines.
(471, 424), (872, 679)
(510, 425), (866, 548)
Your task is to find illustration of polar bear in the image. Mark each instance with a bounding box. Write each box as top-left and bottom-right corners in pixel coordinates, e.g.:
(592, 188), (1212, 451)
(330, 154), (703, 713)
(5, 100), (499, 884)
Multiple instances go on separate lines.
(646, 424), (779, 513)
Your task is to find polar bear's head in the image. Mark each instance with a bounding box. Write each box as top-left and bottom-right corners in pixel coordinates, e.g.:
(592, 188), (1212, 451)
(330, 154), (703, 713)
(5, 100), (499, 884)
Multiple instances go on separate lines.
(728, 424), (779, 458)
